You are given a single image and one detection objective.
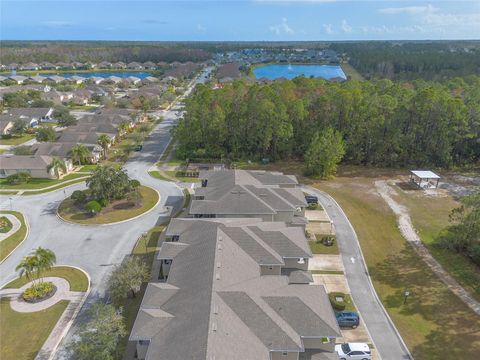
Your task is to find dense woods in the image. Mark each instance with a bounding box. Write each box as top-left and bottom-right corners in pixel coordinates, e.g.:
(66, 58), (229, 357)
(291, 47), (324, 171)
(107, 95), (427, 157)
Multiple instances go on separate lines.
(0, 41), (211, 64)
(174, 76), (480, 170)
(331, 41), (480, 80)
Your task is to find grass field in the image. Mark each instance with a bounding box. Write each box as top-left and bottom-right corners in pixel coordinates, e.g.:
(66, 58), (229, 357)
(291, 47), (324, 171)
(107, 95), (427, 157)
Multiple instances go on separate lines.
(0, 133), (35, 146)
(315, 177), (480, 359)
(0, 211), (27, 262)
(341, 63), (365, 81)
(3, 265), (89, 292)
(58, 185), (159, 225)
(0, 299), (69, 360)
(391, 184), (480, 302)
(0, 173), (86, 190)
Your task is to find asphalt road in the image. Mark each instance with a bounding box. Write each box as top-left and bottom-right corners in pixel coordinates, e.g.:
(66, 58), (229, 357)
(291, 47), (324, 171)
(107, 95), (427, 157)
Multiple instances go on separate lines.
(0, 67), (213, 297)
(303, 186), (412, 360)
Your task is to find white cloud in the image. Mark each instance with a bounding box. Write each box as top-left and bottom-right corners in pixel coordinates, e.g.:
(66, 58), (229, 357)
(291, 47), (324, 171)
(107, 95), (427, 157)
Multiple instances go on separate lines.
(269, 17), (295, 35)
(379, 5), (437, 15)
(323, 24), (333, 34)
(197, 24), (207, 33)
(361, 25), (425, 35)
(41, 21), (74, 27)
(341, 19), (352, 33)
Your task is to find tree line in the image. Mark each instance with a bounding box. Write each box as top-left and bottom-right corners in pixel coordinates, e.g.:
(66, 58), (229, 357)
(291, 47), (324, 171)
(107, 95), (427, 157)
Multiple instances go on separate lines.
(331, 41), (480, 81)
(174, 76), (480, 173)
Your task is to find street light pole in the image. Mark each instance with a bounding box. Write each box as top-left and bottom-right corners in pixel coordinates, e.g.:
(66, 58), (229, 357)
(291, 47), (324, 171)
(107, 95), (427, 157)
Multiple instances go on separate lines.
(404, 290), (410, 304)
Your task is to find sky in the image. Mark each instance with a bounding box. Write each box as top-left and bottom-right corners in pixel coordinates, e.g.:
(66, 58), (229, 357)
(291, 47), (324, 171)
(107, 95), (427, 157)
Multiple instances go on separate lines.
(1, 0), (479, 41)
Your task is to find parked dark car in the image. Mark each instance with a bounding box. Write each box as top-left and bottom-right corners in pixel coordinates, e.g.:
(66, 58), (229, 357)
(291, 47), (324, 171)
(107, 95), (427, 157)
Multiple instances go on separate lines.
(134, 144), (143, 151)
(335, 311), (360, 329)
(305, 195), (319, 204)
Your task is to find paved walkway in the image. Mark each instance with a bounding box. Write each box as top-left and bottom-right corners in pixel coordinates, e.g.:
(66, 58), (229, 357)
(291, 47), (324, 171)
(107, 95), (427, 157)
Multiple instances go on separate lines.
(303, 185), (412, 360)
(0, 213), (21, 241)
(375, 180), (480, 316)
(0, 176), (89, 196)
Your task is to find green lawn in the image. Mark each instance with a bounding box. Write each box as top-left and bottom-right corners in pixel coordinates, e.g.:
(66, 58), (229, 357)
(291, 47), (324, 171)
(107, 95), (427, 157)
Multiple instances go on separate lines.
(309, 235), (339, 254)
(159, 139), (176, 162)
(0, 299), (69, 360)
(58, 185), (159, 225)
(315, 177), (480, 360)
(0, 173), (87, 190)
(165, 171), (200, 183)
(0, 133), (35, 146)
(311, 270), (344, 275)
(148, 170), (171, 181)
(0, 211), (27, 262)
(3, 265), (89, 292)
(392, 185), (480, 302)
(79, 165), (99, 172)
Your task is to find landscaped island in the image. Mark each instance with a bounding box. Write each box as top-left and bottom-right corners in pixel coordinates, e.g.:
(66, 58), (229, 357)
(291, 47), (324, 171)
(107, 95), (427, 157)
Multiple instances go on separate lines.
(58, 165), (159, 224)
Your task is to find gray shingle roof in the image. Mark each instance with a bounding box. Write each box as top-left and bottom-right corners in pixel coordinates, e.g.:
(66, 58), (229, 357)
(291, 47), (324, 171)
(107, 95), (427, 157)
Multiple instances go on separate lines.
(263, 296), (339, 337)
(218, 291), (301, 351)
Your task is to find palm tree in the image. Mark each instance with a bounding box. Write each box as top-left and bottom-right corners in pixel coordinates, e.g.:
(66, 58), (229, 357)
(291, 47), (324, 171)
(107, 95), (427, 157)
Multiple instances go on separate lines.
(15, 255), (39, 289)
(118, 121), (130, 138)
(47, 157), (67, 179)
(34, 247), (56, 283)
(98, 134), (111, 159)
(69, 144), (91, 166)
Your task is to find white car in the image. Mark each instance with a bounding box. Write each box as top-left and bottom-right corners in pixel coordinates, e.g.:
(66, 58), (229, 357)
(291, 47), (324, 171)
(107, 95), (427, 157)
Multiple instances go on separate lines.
(335, 343), (372, 360)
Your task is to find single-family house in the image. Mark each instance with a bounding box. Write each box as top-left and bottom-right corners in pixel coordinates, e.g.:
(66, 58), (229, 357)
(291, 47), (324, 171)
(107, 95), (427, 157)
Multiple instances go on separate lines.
(32, 141), (102, 164)
(56, 62), (73, 70)
(129, 217), (340, 360)
(3, 108), (54, 127)
(143, 61), (157, 70)
(105, 76), (123, 84)
(112, 62), (127, 69)
(40, 62), (57, 70)
(27, 75), (47, 83)
(46, 75), (65, 84)
(142, 76), (159, 84)
(127, 76), (141, 85)
(68, 75), (85, 84)
(0, 117), (14, 135)
(8, 75), (28, 84)
(0, 154), (71, 179)
(127, 62), (143, 70)
(98, 61), (113, 69)
(88, 76), (104, 85)
(20, 62), (39, 71)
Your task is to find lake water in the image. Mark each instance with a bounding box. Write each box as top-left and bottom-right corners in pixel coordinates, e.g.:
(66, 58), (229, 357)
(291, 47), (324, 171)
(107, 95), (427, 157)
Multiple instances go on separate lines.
(253, 64), (346, 81)
(47, 72), (152, 79)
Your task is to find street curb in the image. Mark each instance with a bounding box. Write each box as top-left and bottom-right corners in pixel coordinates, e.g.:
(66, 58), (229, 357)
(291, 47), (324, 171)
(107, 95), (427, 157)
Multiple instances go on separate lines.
(37, 265), (91, 360)
(305, 186), (413, 360)
(0, 176), (89, 197)
(55, 186), (161, 227)
(0, 211), (29, 265)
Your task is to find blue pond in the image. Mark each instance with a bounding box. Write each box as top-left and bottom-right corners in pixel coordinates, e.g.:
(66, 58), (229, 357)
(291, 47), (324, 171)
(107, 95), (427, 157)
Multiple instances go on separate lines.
(253, 64), (346, 81)
(48, 72), (152, 79)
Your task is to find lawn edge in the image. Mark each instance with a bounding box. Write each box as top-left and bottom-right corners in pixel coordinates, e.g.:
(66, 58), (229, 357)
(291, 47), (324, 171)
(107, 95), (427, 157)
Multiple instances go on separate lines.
(0, 211), (29, 265)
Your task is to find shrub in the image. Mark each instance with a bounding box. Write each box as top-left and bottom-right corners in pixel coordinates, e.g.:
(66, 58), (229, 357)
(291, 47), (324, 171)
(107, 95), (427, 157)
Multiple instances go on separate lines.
(85, 200), (102, 215)
(0, 216), (13, 233)
(22, 281), (55, 302)
(329, 292), (347, 311)
(6, 172), (32, 185)
(307, 203), (319, 210)
(129, 179), (140, 189)
(71, 190), (87, 203)
(97, 198), (109, 207)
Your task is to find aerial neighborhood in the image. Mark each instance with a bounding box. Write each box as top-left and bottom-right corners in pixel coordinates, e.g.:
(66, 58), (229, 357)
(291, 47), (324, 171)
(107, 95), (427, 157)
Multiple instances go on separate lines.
(0, 2), (479, 360)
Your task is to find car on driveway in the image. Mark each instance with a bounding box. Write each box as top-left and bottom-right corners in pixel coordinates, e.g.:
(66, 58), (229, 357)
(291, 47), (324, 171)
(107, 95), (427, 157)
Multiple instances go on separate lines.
(134, 144), (143, 151)
(335, 343), (371, 360)
(305, 195), (318, 204)
(335, 311), (360, 329)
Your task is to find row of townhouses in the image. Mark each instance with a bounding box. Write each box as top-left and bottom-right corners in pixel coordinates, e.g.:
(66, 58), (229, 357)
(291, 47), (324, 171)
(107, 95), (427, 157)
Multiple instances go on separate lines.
(130, 170), (341, 360)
